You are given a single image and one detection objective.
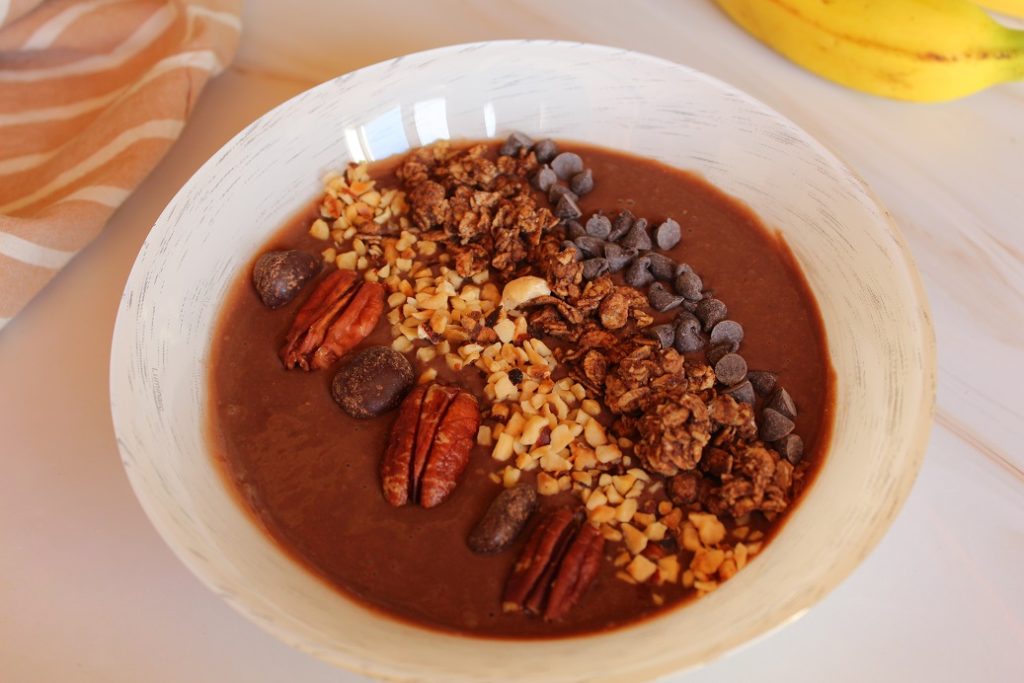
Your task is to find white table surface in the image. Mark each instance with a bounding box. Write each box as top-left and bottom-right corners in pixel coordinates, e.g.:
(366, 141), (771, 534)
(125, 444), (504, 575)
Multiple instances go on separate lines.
(2, 1), (1022, 681)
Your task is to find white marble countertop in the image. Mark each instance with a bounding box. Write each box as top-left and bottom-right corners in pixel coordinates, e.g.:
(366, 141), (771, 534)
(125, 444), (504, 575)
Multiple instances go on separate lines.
(2, 1), (1022, 681)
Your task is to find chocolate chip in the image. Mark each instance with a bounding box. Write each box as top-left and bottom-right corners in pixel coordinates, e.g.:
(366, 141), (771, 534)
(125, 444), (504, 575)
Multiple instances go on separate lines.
(695, 297), (727, 331)
(565, 220), (586, 239)
(555, 193), (582, 220)
(648, 282), (685, 312)
(624, 256), (654, 288)
(609, 210), (635, 242)
(674, 270), (703, 301)
(722, 380), (755, 405)
(621, 218), (652, 251)
(585, 214), (612, 239)
(561, 241), (583, 261)
(775, 433), (804, 464)
(252, 250), (320, 309)
(531, 165), (557, 192)
(646, 323), (676, 348)
(766, 386), (797, 419)
(570, 169), (594, 196)
(549, 184), (578, 205)
(706, 343), (733, 365)
(508, 368), (524, 384)
(747, 371), (777, 396)
(574, 235), (605, 258)
(532, 138), (558, 164)
(675, 262), (693, 276)
(681, 299), (698, 313)
(499, 131), (533, 156)
(646, 252), (676, 281)
(603, 243), (636, 273)
(331, 346), (414, 419)
(760, 408), (795, 442)
(714, 353), (748, 385)
(674, 313), (703, 353)
(582, 258), (609, 280)
(710, 320), (744, 348)
(654, 218), (681, 251)
(551, 152), (584, 180)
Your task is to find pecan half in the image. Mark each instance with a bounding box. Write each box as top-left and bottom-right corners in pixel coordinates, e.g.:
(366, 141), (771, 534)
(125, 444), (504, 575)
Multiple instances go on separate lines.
(380, 382), (481, 508)
(503, 508), (605, 621)
(279, 270), (385, 370)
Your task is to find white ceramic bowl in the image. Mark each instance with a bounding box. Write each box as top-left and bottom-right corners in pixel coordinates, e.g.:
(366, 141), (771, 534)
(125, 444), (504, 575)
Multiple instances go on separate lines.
(110, 41), (935, 682)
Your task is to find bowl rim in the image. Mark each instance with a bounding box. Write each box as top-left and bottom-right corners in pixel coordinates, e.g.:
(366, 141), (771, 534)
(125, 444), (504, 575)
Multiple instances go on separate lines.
(110, 39), (937, 681)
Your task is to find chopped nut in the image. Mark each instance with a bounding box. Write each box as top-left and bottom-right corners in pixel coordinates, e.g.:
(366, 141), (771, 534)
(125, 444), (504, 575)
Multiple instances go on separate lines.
(690, 513), (727, 547)
(615, 498), (638, 524)
(537, 472), (560, 496)
(502, 466), (522, 488)
(520, 415), (548, 446)
(595, 443), (621, 464)
(589, 505), (616, 524)
(584, 419), (608, 447)
(477, 425), (493, 447)
(657, 555), (681, 584)
(626, 555), (658, 583)
(336, 251), (358, 270)
(309, 218), (330, 240)
(621, 523), (648, 555)
(492, 432), (515, 462)
(645, 522), (668, 542)
(501, 276), (551, 310)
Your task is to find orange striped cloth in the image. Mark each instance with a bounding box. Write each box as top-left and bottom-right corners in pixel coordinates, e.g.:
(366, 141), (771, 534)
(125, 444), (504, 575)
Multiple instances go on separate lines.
(0, 0), (241, 331)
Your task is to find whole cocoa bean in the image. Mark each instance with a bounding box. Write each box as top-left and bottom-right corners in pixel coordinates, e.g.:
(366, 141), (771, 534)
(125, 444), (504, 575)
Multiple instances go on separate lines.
(252, 250), (320, 308)
(331, 346), (413, 418)
(467, 482), (538, 554)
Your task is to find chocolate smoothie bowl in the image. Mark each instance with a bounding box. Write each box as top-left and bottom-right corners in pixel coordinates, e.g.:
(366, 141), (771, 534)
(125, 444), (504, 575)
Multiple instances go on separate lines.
(210, 135), (834, 637)
(110, 42), (934, 683)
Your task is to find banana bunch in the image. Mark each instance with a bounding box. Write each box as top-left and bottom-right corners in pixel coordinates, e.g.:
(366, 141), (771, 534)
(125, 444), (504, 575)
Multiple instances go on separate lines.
(713, 0), (1024, 102)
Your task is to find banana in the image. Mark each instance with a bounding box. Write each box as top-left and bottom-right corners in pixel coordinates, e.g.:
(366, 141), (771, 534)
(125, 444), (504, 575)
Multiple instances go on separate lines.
(714, 0), (1024, 102)
(972, 0), (1024, 18)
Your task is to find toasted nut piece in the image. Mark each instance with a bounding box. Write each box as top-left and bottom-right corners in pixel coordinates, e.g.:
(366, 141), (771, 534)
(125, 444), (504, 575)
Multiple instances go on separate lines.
(595, 443), (621, 463)
(520, 415), (549, 446)
(492, 432), (515, 462)
(584, 419), (608, 447)
(626, 555), (658, 583)
(537, 472), (560, 496)
(500, 276), (551, 310)
(658, 555), (681, 584)
(503, 466), (522, 488)
(309, 218), (330, 240)
(615, 498), (638, 524)
(693, 548), (726, 575)
(621, 523), (648, 555)
(719, 558), (738, 580)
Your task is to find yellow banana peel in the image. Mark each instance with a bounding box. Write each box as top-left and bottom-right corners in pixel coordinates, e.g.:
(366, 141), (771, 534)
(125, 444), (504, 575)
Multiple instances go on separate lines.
(972, 0), (1024, 18)
(714, 0), (1024, 102)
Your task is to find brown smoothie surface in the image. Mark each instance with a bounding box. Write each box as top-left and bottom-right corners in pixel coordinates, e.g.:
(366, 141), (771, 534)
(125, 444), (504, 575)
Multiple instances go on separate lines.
(207, 141), (833, 638)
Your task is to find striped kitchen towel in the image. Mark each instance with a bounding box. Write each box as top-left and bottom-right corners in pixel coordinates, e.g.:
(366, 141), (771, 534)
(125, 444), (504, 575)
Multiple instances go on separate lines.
(0, 0), (241, 331)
